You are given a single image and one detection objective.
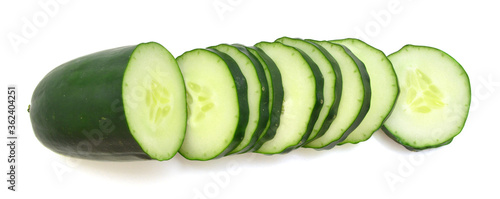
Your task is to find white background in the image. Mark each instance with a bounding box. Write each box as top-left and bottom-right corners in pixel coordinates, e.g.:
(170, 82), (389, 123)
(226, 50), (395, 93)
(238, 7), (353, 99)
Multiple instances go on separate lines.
(1, 0), (499, 198)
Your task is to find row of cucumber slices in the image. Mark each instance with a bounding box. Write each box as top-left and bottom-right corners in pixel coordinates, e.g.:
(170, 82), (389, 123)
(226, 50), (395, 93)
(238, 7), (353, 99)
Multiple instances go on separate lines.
(29, 37), (471, 161)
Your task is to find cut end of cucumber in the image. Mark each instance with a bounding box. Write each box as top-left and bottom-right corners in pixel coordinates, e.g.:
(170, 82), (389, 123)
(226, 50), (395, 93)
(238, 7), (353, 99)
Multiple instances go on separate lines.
(122, 42), (187, 161)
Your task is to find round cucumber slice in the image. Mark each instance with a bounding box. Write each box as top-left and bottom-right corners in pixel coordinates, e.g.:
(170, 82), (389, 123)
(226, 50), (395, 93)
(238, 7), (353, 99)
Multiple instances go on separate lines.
(210, 44), (269, 154)
(382, 45), (471, 151)
(254, 42), (323, 154)
(123, 42), (187, 160)
(331, 38), (399, 145)
(177, 49), (249, 160)
(304, 41), (371, 149)
(276, 37), (342, 143)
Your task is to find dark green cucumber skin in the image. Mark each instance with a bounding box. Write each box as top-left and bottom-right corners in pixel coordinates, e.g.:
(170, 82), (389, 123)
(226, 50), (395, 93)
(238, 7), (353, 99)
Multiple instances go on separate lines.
(292, 47), (324, 150)
(332, 38), (400, 144)
(30, 45), (151, 161)
(254, 42), (324, 154)
(227, 44), (271, 154)
(276, 37), (343, 144)
(179, 48), (249, 160)
(304, 41), (372, 150)
(245, 46), (284, 152)
(380, 126), (453, 151)
(321, 44), (371, 149)
(304, 40), (343, 143)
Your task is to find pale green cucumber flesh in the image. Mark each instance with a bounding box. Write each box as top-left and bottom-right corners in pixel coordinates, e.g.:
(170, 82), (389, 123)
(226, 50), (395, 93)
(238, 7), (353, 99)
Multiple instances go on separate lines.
(305, 41), (370, 149)
(245, 46), (284, 151)
(123, 42), (187, 161)
(276, 37), (341, 143)
(255, 42), (321, 154)
(382, 45), (470, 150)
(331, 39), (399, 145)
(177, 49), (248, 160)
(210, 44), (268, 154)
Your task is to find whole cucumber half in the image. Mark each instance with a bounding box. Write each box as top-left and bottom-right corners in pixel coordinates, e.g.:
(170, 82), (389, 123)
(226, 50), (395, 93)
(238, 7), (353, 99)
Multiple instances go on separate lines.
(30, 42), (187, 161)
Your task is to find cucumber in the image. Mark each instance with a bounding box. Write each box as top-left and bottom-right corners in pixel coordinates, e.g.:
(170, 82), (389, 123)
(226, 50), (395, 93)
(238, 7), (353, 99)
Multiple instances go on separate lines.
(276, 37), (342, 143)
(29, 42), (186, 161)
(244, 46), (285, 151)
(331, 38), (399, 145)
(254, 42), (323, 154)
(30, 37), (470, 161)
(209, 44), (269, 154)
(382, 45), (471, 151)
(177, 48), (249, 160)
(304, 41), (371, 149)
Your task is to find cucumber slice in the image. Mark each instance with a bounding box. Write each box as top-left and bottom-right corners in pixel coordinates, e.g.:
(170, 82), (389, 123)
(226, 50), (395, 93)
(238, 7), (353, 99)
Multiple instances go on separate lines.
(304, 41), (371, 149)
(30, 42), (186, 161)
(254, 42), (323, 154)
(210, 44), (269, 154)
(331, 39), (399, 145)
(177, 49), (249, 160)
(382, 45), (471, 151)
(276, 37), (342, 143)
(244, 46), (284, 151)
(123, 43), (187, 160)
